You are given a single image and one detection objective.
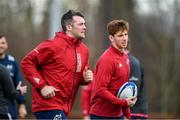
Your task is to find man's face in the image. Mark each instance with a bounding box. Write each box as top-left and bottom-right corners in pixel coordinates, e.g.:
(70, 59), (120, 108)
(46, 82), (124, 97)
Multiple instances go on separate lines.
(0, 37), (8, 56)
(70, 16), (86, 40)
(110, 30), (128, 50)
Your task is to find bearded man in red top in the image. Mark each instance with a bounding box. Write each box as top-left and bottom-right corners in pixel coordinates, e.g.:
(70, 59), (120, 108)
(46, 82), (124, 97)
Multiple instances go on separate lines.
(20, 10), (93, 120)
(90, 19), (137, 119)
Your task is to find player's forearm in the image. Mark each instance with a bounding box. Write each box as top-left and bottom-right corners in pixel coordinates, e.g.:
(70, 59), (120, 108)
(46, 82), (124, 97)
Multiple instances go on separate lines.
(96, 88), (128, 106)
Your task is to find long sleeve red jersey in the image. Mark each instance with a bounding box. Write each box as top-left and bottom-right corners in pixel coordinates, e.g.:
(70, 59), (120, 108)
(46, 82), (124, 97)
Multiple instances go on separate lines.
(20, 32), (90, 115)
(90, 45), (130, 118)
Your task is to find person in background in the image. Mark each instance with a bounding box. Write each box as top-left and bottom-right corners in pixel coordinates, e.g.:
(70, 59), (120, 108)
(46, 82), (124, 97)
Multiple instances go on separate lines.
(0, 64), (27, 120)
(0, 34), (27, 119)
(80, 83), (92, 120)
(20, 10), (93, 120)
(125, 43), (148, 119)
(89, 19), (137, 119)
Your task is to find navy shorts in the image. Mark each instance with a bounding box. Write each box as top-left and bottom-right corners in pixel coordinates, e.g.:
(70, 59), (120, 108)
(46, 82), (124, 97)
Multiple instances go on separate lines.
(34, 110), (67, 120)
(90, 114), (124, 120)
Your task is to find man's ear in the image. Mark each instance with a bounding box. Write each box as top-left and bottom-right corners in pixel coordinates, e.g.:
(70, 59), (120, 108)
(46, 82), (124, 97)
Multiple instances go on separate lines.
(66, 24), (72, 31)
(108, 35), (114, 42)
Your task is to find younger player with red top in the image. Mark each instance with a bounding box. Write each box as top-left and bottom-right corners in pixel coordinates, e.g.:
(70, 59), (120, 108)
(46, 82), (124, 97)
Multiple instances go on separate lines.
(89, 19), (137, 119)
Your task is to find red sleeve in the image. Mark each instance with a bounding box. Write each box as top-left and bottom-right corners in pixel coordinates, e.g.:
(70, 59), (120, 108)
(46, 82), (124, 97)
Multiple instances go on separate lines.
(80, 83), (92, 116)
(20, 43), (53, 89)
(93, 58), (128, 106)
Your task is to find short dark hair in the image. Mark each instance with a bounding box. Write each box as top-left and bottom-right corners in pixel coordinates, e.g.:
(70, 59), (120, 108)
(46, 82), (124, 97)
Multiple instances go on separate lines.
(107, 19), (129, 36)
(0, 33), (4, 38)
(61, 10), (84, 31)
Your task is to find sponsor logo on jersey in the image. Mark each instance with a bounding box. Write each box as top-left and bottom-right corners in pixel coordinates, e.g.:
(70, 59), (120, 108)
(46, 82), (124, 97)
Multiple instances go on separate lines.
(76, 53), (82, 72)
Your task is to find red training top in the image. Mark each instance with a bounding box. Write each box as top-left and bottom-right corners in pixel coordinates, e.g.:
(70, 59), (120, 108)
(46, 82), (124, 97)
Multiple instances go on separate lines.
(21, 32), (90, 115)
(90, 45), (130, 118)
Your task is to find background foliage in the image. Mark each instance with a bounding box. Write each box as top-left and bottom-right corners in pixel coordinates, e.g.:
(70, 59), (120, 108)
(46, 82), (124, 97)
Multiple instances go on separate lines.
(0, 0), (180, 118)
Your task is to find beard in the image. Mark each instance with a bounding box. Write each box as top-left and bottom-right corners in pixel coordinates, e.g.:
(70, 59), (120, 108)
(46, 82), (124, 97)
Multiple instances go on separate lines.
(74, 33), (85, 40)
(76, 36), (84, 40)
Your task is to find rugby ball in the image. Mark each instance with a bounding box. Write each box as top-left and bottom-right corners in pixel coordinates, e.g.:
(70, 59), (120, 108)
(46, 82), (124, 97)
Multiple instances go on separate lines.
(117, 82), (137, 99)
